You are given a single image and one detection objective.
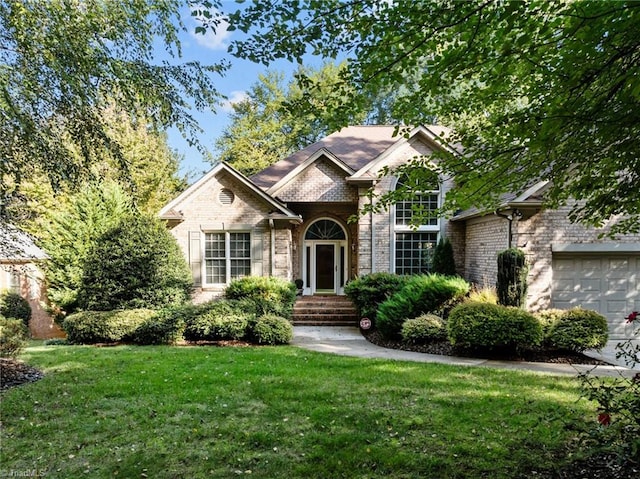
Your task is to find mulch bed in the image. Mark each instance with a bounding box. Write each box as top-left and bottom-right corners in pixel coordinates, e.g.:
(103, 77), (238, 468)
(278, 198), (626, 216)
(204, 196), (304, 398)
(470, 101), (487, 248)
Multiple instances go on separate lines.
(363, 329), (607, 365)
(0, 358), (44, 392)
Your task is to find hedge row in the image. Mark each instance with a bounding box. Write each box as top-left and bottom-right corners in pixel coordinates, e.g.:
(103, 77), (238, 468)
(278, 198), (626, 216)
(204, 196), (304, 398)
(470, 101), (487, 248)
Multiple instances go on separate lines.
(399, 303), (608, 353)
(63, 301), (294, 346)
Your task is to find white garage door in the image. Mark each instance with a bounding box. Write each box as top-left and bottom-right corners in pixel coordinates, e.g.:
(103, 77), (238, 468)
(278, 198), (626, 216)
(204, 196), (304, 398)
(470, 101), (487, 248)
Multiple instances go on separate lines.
(552, 254), (640, 339)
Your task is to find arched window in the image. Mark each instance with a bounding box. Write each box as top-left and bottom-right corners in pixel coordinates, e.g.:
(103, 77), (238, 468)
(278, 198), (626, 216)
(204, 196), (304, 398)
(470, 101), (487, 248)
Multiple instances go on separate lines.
(304, 219), (346, 240)
(393, 171), (440, 275)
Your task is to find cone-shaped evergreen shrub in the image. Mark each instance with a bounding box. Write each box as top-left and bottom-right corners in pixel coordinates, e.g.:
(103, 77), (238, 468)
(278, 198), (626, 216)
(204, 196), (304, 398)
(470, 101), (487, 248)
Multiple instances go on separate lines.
(431, 237), (457, 276)
(496, 248), (528, 307)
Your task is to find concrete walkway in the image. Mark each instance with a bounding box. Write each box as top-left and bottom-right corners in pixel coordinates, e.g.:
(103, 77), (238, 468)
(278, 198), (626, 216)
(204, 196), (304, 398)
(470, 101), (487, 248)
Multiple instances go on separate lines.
(292, 326), (639, 378)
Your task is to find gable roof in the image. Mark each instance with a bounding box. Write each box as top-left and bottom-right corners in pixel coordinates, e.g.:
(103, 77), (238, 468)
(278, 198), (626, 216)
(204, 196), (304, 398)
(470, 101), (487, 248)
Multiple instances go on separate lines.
(250, 126), (399, 190)
(158, 162), (301, 222)
(266, 147), (356, 196)
(451, 181), (549, 221)
(0, 225), (47, 261)
(348, 125), (456, 182)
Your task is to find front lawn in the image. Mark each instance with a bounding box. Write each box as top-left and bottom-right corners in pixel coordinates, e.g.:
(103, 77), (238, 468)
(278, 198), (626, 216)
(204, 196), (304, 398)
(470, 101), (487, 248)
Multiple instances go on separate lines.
(1, 344), (595, 478)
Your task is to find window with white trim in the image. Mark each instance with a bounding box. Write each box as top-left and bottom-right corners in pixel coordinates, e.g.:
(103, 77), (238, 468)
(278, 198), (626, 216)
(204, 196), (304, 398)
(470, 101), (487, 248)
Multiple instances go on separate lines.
(393, 172), (440, 275)
(204, 232), (251, 285)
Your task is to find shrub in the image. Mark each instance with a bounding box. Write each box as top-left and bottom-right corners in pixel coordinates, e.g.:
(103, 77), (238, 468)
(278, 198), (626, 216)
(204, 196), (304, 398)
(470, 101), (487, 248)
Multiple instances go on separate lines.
(401, 314), (447, 344)
(183, 300), (252, 341)
(431, 237), (457, 276)
(466, 285), (498, 304)
(0, 291), (31, 328)
(496, 248), (528, 308)
(0, 316), (29, 357)
(579, 312), (639, 463)
(533, 308), (566, 342)
(376, 274), (470, 339)
(63, 309), (155, 344)
(546, 307), (608, 352)
(251, 314), (293, 345)
(224, 277), (297, 318)
(344, 272), (409, 320)
(447, 302), (543, 352)
(77, 215), (193, 311)
(131, 306), (189, 345)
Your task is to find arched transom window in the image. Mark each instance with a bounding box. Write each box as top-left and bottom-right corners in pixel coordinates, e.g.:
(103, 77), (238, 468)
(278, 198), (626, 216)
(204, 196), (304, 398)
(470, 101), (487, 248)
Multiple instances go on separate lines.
(305, 219), (346, 240)
(394, 171), (440, 275)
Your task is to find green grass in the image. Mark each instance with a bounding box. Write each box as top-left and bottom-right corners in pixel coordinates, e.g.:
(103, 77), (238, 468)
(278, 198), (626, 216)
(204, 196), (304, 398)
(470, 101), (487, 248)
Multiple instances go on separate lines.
(1, 343), (594, 478)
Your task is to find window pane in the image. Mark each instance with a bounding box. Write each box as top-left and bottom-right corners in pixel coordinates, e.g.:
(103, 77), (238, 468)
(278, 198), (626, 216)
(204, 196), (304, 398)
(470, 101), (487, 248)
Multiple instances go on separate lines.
(395, 232), (438, 275)
(395, 194), (438, 226)
(205, 233), (225, 259)
(205, 259), (226, 284)
(230, 233), (250, 258)
(230, 259), (251, 280)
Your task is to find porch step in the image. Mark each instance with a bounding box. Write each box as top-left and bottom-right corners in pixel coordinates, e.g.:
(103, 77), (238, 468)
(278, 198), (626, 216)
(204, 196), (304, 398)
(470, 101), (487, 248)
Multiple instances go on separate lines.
(291, 296), (360, 326)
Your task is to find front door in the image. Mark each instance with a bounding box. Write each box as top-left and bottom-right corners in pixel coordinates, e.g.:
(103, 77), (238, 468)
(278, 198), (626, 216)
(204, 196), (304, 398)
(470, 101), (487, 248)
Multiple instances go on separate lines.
(315, 243), (335, 292)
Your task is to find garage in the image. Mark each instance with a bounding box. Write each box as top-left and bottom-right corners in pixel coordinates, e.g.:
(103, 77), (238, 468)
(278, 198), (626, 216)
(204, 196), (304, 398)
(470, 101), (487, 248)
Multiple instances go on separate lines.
(551, 248), (640, 339)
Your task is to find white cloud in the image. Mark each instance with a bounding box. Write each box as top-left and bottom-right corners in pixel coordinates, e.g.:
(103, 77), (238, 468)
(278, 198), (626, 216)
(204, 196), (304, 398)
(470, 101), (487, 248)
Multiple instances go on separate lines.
(189, 7), (231, 51)
(221, 90), (249, 112)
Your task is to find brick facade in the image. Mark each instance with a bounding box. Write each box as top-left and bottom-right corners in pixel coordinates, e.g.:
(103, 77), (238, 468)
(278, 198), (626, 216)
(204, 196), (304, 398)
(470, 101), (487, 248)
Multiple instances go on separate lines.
(166, 169), (294, 303)
(514, 205), (640, 311)
(1, 262), (64, 339)
(276, 157), (359, 203)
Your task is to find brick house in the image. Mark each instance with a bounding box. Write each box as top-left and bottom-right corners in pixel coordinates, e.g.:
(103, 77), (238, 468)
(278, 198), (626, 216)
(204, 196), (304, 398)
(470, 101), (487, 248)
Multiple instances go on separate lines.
(1, 226), (64, 339)
(160, 125), (640, 339)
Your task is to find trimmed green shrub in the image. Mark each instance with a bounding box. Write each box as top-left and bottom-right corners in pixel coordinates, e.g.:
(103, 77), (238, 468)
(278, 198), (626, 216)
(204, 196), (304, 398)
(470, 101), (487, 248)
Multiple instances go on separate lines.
(401, 314), (447, 344)
(447, 302), (543, 352)
(251, 314), (293, 345)
(533, 308), (566, 342)
(344, 272), (410, 320)
(0, 291), (31, 328)
(183, 300), (252, 341)
(496, 248), (528, 308)
(431, 237), (457, 276)
(377, 274), (470, 339)
(63, 309), (155, 344)
(546, 307), (608, 352)
(0, 316), (29, 357)
(131, 306), (190, 345)
(224, 277), (297, 318)
(77, 215), (193, 311)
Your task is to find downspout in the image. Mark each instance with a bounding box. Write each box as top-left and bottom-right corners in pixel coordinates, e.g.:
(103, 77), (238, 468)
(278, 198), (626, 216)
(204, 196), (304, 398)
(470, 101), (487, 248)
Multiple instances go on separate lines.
(494, 209), (522, 249)
(269, 218), (275, 276)
(370, 194), (376, 274)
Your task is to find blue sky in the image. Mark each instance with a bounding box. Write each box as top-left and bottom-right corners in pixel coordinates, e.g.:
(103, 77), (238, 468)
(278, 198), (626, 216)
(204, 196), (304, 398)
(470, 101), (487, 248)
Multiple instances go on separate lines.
(160, 4), (321, 179)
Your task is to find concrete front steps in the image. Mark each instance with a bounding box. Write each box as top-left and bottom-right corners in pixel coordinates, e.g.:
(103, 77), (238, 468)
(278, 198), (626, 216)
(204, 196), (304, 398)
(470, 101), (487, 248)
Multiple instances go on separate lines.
(291, 295), (359, 326)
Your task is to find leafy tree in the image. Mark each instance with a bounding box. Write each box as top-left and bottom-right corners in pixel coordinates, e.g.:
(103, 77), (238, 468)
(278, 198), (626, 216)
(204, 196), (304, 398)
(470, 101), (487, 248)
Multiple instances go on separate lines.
(215, 63), (366, 176)
(0, 0), (224, 226)
(223, 0), (640, 235)
(77, 215), (193, 311)
(39, 181), (134, 318)
(215, 62), (403, 176)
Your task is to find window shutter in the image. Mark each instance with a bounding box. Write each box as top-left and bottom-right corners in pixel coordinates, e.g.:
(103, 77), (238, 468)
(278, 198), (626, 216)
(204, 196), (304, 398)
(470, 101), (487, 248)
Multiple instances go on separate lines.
(189, 231), (202, 286)
(252, 233), (263, 276)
